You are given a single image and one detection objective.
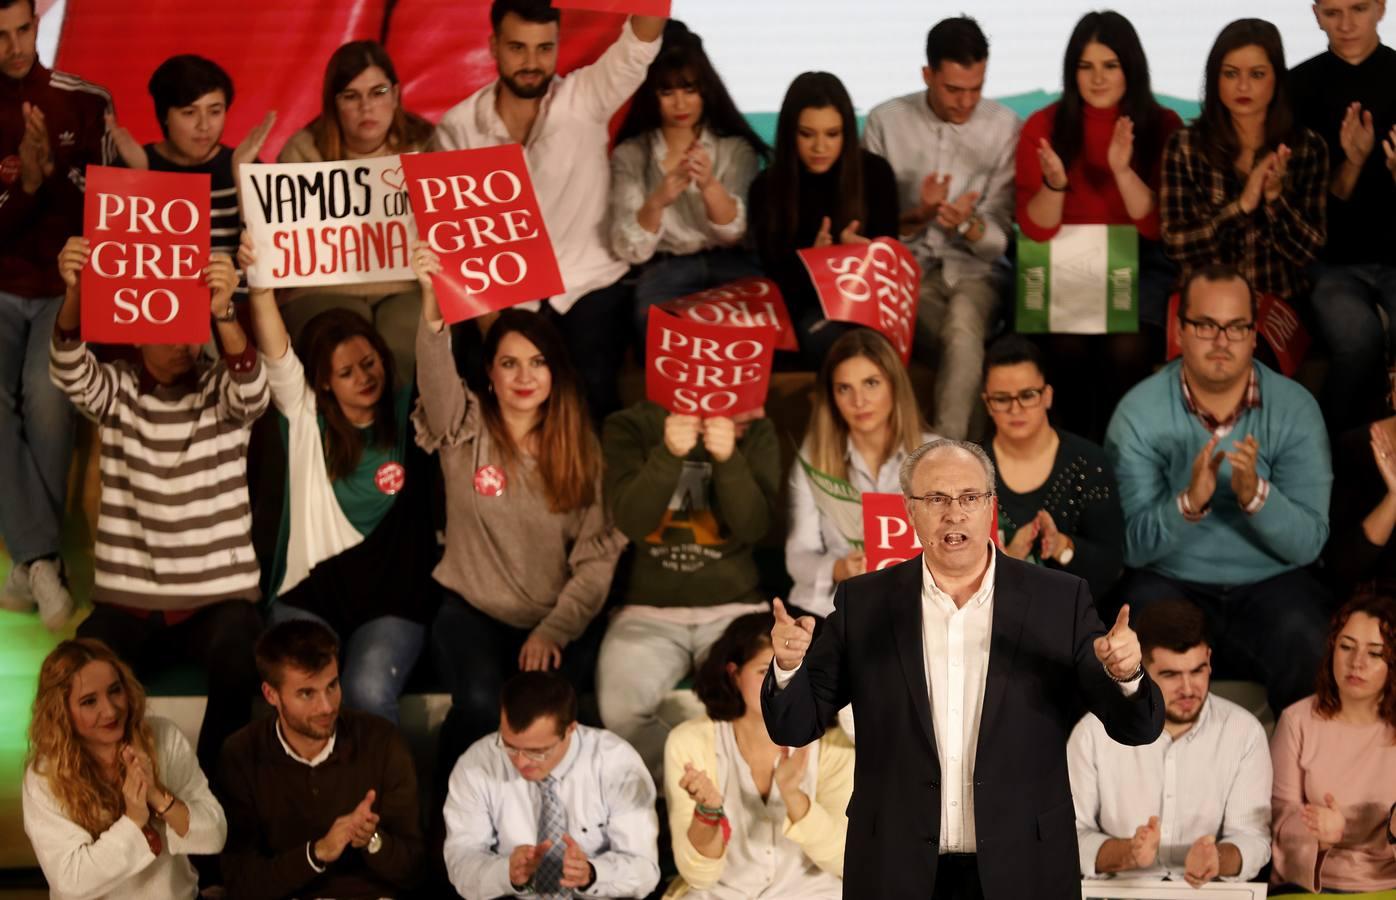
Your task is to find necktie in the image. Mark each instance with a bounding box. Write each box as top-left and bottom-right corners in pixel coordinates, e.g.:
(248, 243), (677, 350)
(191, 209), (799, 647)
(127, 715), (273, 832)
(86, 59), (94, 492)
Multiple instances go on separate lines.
(533, 775), (569, 899)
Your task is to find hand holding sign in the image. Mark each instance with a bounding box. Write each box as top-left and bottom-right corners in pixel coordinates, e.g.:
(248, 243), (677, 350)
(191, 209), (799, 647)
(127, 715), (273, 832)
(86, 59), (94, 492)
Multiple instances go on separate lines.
(701, 416), (736, 462)
(798, 238), (921, 363)
(1093, 605), (1142, 681)
(205, 253), (238, 319)
(646, 307), (775, 417)
(58, 237), (91, 289)
(81, 166), (212, 345)
(402, 145), (564, 324)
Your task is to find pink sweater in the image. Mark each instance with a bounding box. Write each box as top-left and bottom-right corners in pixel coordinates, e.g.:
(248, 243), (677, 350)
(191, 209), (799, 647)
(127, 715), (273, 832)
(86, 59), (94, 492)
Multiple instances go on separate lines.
(1269, 697), (1396, 893)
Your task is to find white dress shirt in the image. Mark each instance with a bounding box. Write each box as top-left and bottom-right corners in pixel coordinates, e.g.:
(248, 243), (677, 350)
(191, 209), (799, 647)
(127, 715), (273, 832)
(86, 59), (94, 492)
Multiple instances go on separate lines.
(1068, 693), (1273, 882)
(920, 548), (997, 852)
(784, 433), (936, 619)
(432, 20), (661, 314)
(862, 91), (1020, 288)
(774, 544), (1141, 854)
(608, 129), (758, 265)
(443, 724), (660, 900)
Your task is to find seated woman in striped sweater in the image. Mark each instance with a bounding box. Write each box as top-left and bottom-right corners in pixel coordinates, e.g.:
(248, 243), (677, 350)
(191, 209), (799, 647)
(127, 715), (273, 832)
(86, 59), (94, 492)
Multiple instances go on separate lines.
(240, 233), (436, 725)
(50, 237), (270, 777)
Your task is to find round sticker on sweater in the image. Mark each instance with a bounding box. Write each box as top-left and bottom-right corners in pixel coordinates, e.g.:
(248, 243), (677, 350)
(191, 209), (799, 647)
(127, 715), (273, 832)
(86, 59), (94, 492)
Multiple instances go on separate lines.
(474, 464), (507, 497)
(375, 462), (406, 495)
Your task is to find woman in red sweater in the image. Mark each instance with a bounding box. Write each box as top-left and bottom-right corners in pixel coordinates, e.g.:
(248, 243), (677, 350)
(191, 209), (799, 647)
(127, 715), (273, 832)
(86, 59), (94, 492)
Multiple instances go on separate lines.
(1014, 11), (1182, 441)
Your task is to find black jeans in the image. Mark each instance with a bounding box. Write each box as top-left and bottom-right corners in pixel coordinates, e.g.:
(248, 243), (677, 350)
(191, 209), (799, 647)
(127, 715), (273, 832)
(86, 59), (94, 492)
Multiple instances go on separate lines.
(431, 592), (606, 777)
(1115, 568), (1331, 714)
(542, 280), (633, 423)
(78, 600), (263, 775)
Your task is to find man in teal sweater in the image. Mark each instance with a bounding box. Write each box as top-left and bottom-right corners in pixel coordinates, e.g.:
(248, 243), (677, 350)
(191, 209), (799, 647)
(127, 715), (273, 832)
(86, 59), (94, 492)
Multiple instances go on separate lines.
(1106, 265), (1332, 715)
(598, 402), (779, 779)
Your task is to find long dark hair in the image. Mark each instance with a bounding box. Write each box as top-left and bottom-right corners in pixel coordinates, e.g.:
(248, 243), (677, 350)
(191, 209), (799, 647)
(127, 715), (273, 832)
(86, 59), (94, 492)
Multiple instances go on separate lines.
(1314, 590), (1396, 733)
(1051, 11), (1168, 176)
(762, 71), (864, 254)
(311, 40), (434, 160)
(480, 310), (599, 514)
(301, 309), (399, 482)
(613, 20), (769, 159)
(1194, 18), (1296, 171)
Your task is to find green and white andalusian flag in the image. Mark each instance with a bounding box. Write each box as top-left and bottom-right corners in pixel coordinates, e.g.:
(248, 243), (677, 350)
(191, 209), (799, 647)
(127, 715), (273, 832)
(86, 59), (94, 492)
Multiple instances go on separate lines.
(1015, 224), (1140, 334)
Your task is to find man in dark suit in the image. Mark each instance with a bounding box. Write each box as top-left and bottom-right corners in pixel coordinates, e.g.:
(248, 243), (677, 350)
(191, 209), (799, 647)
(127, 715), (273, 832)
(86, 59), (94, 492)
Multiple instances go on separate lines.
(763, 438), (1164, 899)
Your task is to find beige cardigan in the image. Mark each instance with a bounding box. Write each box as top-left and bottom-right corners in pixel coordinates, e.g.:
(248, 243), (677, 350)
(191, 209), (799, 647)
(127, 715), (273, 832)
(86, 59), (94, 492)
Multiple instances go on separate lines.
(662, 715), (853, 896)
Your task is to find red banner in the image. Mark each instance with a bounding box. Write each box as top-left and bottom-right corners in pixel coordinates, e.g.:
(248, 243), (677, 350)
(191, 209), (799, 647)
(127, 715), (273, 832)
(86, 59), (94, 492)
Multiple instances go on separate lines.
(862, 492), (921, 571)
(645, 307), (775, 417)
(658, 277), (798, 353)
(798, 238), (921, 363)
(81, 167), (211, 345)
(401, 145), (564, 324)
(552, 0), (671, 15)
(1164, 292), (1310, 378)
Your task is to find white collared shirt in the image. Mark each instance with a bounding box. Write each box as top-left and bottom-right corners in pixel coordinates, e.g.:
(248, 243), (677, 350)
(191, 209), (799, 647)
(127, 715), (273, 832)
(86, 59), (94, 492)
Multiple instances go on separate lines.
(785, 432), (937, 619)
(274, 719), (336, 767)
(1068, 693), (1273, 882)
(431, 20), (661, 314)
(920, 548), (997, 852)
(443, 724), (660, 900)
(608, 128), (759, 265)
(862, 91), (1021, 288)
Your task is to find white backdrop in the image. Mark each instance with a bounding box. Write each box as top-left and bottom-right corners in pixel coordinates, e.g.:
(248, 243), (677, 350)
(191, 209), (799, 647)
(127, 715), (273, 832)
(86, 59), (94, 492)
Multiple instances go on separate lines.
(667, 1), (1329, 111)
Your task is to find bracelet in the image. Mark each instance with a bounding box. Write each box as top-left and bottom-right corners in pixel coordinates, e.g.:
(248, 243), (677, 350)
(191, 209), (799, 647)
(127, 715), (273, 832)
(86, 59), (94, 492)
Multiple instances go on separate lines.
(1042, 174), (1069, 192)
(695, 802), (724, 817)
(156, 793), (177, 817)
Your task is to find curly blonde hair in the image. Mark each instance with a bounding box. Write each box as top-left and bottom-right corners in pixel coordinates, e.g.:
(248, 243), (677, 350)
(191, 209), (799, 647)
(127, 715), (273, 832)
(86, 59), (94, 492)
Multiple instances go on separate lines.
(27, 639), (158, 837)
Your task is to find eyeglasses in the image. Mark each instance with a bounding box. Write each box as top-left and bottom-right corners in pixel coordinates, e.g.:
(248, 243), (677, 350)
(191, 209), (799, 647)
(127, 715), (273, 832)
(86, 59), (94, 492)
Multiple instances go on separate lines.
(984, 386), (1047, 412)
(336, 84), (394, 107)
(908, 491), (995, 513)
(1179, 316), (1255, 342)
(496, 733), (561, 763)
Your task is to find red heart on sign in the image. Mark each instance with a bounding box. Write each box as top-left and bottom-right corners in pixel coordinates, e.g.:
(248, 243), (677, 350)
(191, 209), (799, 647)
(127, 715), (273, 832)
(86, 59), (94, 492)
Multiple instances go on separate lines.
(381, 167), (405, 192)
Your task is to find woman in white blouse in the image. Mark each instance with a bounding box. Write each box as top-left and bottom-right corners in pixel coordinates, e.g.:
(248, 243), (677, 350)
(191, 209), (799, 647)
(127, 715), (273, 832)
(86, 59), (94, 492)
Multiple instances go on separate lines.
(664, 612), (852, 900)
(22, 639), (226, 900)
(608, 20), (770, 337)
(785, 328), (935, 619)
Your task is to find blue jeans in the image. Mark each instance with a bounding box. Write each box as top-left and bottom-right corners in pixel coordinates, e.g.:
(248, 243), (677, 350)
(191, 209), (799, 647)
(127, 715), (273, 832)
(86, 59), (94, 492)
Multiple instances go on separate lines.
(1115, 567), (1330, 716)
(631, 248), (764, 344)
(0, 292), (73, 563)
(267, 603), (425, 724)
(1310, 263), (1396, 432)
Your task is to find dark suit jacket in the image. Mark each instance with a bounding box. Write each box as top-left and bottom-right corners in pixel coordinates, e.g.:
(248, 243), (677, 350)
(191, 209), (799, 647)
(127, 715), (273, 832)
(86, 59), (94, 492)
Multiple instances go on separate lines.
(762, 551), (1164, 900)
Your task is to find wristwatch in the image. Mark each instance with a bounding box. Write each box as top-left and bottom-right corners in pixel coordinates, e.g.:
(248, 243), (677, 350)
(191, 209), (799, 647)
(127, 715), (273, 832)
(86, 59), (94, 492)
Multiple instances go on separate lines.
(367, 831), (383, 855)
(956, 215), (980, 237)
(213, 303), (237, 323)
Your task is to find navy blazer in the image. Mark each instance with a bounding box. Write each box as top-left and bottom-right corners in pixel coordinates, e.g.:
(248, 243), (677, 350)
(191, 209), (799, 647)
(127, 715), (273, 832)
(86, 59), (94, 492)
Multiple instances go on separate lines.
(762, 550), (1164, 899)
